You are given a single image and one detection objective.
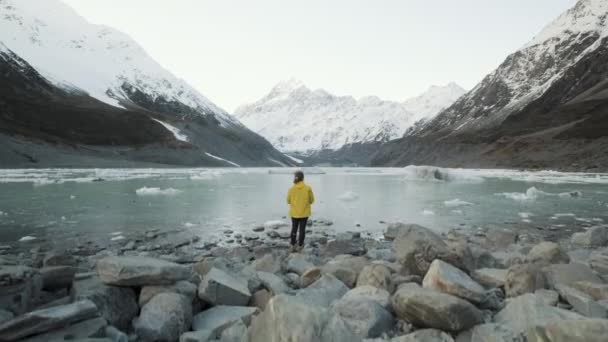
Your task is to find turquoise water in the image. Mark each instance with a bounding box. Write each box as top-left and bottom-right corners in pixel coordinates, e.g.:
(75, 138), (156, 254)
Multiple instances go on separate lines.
(0, 167), (607, 244)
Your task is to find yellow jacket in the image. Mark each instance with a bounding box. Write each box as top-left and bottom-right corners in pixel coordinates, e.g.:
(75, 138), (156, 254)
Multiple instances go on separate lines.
(287, 182), (314, 218)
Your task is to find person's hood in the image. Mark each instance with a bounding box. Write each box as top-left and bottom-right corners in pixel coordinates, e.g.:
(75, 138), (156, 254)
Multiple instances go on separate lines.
(293, 181), (306, 188)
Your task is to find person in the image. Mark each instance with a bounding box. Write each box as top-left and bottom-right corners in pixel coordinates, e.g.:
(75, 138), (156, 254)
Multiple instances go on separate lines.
(287, 170), (314, 252)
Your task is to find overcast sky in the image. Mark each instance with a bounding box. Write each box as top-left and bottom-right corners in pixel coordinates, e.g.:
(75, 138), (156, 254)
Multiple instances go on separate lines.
(62, 0), (576, 112)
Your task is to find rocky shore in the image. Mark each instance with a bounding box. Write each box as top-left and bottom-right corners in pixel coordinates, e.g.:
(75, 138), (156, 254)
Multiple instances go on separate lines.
(1, 219), (608, 341)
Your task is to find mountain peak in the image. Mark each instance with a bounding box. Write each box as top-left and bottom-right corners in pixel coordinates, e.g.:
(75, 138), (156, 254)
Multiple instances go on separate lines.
(402, 82), (467, 122)
(270, 78), (307, 94)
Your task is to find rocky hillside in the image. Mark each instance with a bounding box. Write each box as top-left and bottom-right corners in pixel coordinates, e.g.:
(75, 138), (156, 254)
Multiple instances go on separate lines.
(0, 0), (293, 167)
(373, 0), (608, 171)
(235, 79), (465, 153)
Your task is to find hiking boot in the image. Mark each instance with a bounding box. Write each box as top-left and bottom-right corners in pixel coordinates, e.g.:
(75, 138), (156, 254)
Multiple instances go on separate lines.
(289, 245), (297, 253)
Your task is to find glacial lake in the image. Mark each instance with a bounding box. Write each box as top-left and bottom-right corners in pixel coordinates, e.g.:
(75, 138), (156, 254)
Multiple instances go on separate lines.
(0, 166), (607, 246)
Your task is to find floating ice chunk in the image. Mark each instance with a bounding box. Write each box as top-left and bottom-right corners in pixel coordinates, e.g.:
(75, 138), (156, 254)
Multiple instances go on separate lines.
(522, 219), (532, 223)
(61, 216), (66, 221)
(554, 213), (576, 217)
(136, 187), (182, 196)
(593, 218), (604, 222)
(110, 231), (123, 236)
(18, 236), (36, 242)
(184, 222), (197, 228)
(519, 212), (534, 219)
(0, 211), (6, 216)
(111, 235), (125, 241)
(558, 191), (582, 198)
(422, 209), (435, 216)
(451, 209), (463, 215)
(338, 191), (359, 202)
(264, 220), (288, 230)
(496, 187), (548, 201)
(444, 199), (473, 207)
(69, 195), (76, 200)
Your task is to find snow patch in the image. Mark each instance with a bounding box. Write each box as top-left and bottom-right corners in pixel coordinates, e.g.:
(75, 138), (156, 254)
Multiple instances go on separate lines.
(135, 186), (182, 196)
(152, 119), (189, 142)
(284, 154), (303, 164)
(205, 153), (240, 167)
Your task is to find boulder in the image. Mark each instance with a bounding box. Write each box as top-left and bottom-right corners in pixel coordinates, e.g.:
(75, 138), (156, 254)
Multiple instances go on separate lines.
(104, 326), (128, 342)
(535, 289), (559, 306)
(357, 264), (392, 292)
(0, 266), (42, 315)
(483, 229), (518, 249)
(296, 274), (349, 306)
(456, 323), (522, 342)
(589, 254), (608, 277)
(543, 263), (603, 288)
(19, 317), (107, 342)
(139, 280), (198, 306)
(527, 242), (570, 265)
(287, 254), (315, 275)
(71, 275), (138, 330)
(422, 259), (485, 304)
(333, 297), (393, 338)
(342, 286), (391, 309)
(43, 251), (77, 267)
(527, 318), (608, 342)
(324, 239), (366, 257)
(494, 293), (585, 336)
(571, 226), (608, 247)
(250, 289), (271, 310)
(0, 300), (99, 341)
(251, 254), (281, 273)
(96, 256), (191, 286)
(392, 224), (456, 276)
(40, 266), (76, 291)
(192, 305), (259, 336)
(180, 330), (214, 342)
(391, 283), (483, 332)
(219, 319), (247, 342)
(366, 249), (396, 262)
(134, 293), (192, 342)
(572, 281), (608, 300)
(445, 239), (476, 272)
(322, 256), (368, 288)
(471, 268), (508, 288)
(198, 268), (251, 306)
(257, 272), (288, 295)
(247, 294), (360, 342)
(301, 267), (322, 288)
(383, 222), (416, 241)
(554, 284), (607, 318)
(505, 264), (547, 297)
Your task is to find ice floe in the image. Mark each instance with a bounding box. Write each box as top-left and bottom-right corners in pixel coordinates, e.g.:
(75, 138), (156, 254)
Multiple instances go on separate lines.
(444, 199), (473, 207)
(496, 187), (582, 201)
(422, 209), (435, 216)
(18, 236), (36, 242)
(338, 191), (359, 202)
(135, 187), (182, 196)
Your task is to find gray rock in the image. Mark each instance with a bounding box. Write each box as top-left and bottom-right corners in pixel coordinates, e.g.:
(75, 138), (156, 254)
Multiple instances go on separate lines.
(71, 275), (138, 330)
(456, 323), (523, 342)
(391, 283), (483, 332)
(471, 268), (508, 288)
(483, 229), (518, 249)
(300, 267), (322, 288)
(43, 251), (77, 267)
(535, 289), (559, 306)
(105, 326), (129, 342)
(219, 320), (247, 342)
(342, 285), (391, 309)
(250, 289), (271, 310)
(247, 294), (360, 342)
(296, 274), (349, 306)
(180, 330), (214, 342)
(139, 280), (197, 307)
(490, 251), (526, 269)
(20, 317), (107, 342)
(198, 268), (251, 306)
(589, 253), (608, 276)
(383, 222), (413, 241)
(392, 224), (456, 276)
(388, 329), (455, 341)
(0, 309), (13, 325)
(192, 305), (258, 335)
(287, 254), (315, 275)
(0, 265), (42, 315)
(366, 249), (395, 262)
(422, 259), (485, 304)
(40, 266), (76, 291)
(0, 300), (99, 341)
(251, 254), (280, 273)
(134, 293), (192, 342)
(322, 256), (368, 288)
(555, 284), (607, 318)
(505, 263), (547, 297)
(543, 263), (603, 288)
(527, 242), (570, 265)
(333, 298), (394, 338)
(96, 256), (191, 286)
(257, 272), (289, 295)
(527, 318), (608, 342)
(572, 281), (608, 300)
(494, 293), (585, 336)
(571, 226), (608, 247)
(324, 239), (366, 257)
(357, 264), (392, 292)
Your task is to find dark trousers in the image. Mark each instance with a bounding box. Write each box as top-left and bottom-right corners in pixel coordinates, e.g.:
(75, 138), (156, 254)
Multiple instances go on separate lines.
(290, 217), (308, 246)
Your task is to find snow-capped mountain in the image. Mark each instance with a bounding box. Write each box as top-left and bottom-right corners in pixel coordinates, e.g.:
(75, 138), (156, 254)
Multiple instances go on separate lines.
(0, 0), (293, 167)
(372, 0), (608, 170)
(235, 79), (465, 153)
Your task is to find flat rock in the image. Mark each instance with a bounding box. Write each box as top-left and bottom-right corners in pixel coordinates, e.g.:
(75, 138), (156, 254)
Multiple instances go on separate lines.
(471, 268), (508, 288)
(456, 323), (523, 342)
(296, 274), (349, 306)
(392, 224), (456, 276)
(322, 256), (368, 288)
(257, 271), (289, 295)
(589, 253), (608, 277)
(391, 283), (483, 332)
(342, 285), (391, 309)
(0, 299), (99, 341)
(134, 293), (192, 342)
(333, 297), (394, 338)
(535, 289), (559, 306)
(543, 263), (603, 288)
(219, 319), (248, 342)
(494, 293), (585, 336)
(198, 268), (251, 306)
(357, 264), (392, 292)
(287, 254), (315, 275)
(324, 239), (366, 257)
(527, 242), (570, 265)
(20, 317), (107, 342)
(96, 256), (191, 286)
(571, 226), (608, 248)
(527, 318), (608, 342)
(572, 281), (608, 300)
(251, 254), (280, 273)
(555, 284), (607, 318)
(71, 275), (138, 330)
(192, 305), (259, 335)
(247, 294), (360, 342)
(423, 259), (485, 304)
(139, 280), (197, 307)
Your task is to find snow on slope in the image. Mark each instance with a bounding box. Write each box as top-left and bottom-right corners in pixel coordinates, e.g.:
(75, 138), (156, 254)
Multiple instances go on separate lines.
(235, 79), (464, 152)
(414, 0), (608, 136)
(0, 0), (237, 126)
